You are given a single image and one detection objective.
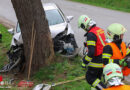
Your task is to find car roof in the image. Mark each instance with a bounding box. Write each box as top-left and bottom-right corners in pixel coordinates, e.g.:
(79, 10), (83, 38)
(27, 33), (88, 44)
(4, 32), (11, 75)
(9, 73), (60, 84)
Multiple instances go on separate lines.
(43, 3), (58, 11)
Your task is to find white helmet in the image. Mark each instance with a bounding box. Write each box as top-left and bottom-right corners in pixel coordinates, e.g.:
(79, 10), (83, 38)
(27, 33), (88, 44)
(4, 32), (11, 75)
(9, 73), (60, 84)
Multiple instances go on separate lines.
(107, 23), (127, 41)
(78, 15), (96, 31)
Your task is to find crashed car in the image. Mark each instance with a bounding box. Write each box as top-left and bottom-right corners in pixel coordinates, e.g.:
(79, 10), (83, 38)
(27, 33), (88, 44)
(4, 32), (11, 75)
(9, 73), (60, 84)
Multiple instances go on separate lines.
(9, 3), (78, 55)
(0, 3), (79, 73)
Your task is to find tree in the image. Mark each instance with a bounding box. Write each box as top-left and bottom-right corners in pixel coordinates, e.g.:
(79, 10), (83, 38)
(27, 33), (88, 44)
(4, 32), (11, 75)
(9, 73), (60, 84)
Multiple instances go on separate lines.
(11, 0), (54, 76)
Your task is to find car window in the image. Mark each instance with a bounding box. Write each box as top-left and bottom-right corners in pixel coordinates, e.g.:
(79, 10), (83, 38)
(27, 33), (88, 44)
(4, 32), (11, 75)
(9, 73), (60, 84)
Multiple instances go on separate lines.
(16, 9), (65, 32)
(45, 9), (65, 26)
(16, 23), (21, 33)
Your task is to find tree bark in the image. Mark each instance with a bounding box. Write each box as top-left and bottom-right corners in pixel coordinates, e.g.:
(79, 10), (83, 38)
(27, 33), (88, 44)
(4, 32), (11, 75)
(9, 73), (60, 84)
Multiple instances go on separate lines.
(11, 0), (54, 76)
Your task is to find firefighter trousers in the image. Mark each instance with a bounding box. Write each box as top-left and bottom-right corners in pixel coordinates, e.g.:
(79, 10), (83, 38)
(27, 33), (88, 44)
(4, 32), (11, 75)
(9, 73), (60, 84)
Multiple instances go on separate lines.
(85, 67), (106, 90)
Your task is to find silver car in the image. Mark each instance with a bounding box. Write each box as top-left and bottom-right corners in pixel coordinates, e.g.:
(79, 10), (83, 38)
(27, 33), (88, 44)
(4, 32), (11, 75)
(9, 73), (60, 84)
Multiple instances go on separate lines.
(8, 3), (78, 56)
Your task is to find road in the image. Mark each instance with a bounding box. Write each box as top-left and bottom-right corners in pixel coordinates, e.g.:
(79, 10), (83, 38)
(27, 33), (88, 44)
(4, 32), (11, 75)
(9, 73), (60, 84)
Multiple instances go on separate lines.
(0, 0), (130, 55)
(0, 0), (17, 27)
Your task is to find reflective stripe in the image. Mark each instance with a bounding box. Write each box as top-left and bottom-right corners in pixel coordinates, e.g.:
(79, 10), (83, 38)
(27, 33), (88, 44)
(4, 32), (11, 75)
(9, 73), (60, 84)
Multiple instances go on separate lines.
(88, 62), (103, 68)
(82, 62), (86, 67)
(87, 41), (96, 46)
(97, 84), (103, 90)
(98, 34), (105, 46)
(91, 87), (96, 90)
(92, 79), (100, 87)
(102, 53), (112, 59)
(127, 48), (130, 55)
(85, 56), (92, 62)
(109, 59), (114, 63)
(97, 29), (105, 46)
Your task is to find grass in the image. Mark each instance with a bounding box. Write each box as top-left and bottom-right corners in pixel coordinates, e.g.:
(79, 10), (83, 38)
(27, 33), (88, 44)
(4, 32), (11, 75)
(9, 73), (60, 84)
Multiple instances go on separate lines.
(0, 24), (12, 69)
(70, 0), (130, 13)
(32, 55), (91, 90)
(0, 24), (91, 90)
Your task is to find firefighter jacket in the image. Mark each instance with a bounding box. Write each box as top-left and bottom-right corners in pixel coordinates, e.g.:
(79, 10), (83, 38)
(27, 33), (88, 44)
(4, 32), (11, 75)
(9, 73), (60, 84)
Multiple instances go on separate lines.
(82, 26), (106, 68)
(102, 41), (130, 76)
(89, 26), (106, 56)
(103, 85), (130, 90)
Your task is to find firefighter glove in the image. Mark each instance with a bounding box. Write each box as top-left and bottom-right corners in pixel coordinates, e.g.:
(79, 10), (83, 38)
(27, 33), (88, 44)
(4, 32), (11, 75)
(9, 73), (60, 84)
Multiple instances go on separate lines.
(119, 59), (127, 67)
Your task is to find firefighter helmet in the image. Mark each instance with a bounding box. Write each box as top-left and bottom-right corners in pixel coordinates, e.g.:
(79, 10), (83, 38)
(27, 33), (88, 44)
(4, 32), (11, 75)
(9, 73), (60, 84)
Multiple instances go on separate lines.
(103, 63), (123, 82)
(78, 15), (91, 30)
(106, 23), (127, 41)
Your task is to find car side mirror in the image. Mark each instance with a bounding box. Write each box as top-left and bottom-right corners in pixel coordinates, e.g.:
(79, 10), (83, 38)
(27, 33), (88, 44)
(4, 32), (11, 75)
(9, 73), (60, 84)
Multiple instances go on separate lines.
(66, 16), (74, 23)
(8, 28), (14, 35)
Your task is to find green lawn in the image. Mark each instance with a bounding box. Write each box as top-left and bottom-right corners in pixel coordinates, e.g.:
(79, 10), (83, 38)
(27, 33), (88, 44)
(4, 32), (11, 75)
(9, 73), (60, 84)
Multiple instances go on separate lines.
(0, 24), (91, 90)
(33, 55), (91, 90)
(70, 0), (130, 12)
(0, 24), (12, 69)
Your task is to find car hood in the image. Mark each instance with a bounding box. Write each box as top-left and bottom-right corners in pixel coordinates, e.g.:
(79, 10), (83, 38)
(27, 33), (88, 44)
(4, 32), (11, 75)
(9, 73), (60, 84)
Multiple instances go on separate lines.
(49, 23), (68, 38)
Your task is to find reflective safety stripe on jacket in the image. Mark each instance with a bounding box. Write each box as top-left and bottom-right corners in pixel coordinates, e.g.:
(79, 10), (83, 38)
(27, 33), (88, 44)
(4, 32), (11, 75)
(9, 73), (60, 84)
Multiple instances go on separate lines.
(83, 55), (103, 68)
(88, 62), (103, 68)
(89, 26), (106, 56)
(103, 85), (130, 90)
(106, 42), (127, 59)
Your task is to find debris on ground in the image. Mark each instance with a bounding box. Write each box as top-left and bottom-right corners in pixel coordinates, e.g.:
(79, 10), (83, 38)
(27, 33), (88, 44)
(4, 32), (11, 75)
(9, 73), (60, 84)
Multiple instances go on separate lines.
(18, 80), (34, 87)
(33, 75), (85, 90)
(0, 75), (13, 88)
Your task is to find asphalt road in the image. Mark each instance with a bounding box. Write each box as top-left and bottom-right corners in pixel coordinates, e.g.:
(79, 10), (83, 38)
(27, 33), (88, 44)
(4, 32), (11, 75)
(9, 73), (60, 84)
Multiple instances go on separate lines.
(0, 0), (130, 55)
(0, 0), (17, 27)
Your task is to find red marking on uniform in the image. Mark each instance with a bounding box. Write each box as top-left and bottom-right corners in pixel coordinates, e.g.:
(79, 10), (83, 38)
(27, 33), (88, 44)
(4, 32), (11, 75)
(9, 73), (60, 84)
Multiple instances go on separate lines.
(107, 32), (111, 36)
(107, 72), (112, 76)
(85, 18), (88, 22)
(116, 71), (121, 73)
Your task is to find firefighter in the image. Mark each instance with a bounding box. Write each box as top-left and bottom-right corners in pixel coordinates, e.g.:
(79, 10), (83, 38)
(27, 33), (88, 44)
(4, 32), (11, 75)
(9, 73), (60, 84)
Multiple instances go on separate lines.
(103, 63), (130, 90)
(102, 23), (130, 77)
(78, 15), (106, 90)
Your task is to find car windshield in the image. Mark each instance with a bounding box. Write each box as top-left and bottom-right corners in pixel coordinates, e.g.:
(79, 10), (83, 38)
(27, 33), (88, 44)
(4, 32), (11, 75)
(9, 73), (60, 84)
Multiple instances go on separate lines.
(45, 9), (64, 25)
(16, 9), (65, 32)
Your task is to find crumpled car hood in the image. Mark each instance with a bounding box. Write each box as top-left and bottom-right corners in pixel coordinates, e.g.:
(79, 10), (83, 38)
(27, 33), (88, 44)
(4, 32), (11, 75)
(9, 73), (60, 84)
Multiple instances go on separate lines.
(49, 23), (74, 38)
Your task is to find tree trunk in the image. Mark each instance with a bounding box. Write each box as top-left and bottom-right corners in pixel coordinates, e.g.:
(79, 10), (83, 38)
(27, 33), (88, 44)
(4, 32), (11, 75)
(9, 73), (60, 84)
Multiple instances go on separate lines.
(11, 0), (54, 76)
